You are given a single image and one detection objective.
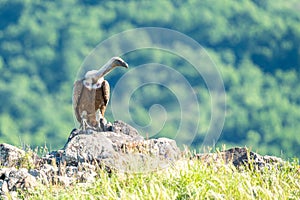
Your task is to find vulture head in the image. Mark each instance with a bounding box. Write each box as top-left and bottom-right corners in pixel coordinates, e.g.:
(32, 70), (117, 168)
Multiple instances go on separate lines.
(110, 56), (129, 69)
(83, 57), (128, 89)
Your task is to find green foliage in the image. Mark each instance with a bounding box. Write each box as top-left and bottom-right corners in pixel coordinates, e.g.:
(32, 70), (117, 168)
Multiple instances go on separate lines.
(0, 0), (300, 157)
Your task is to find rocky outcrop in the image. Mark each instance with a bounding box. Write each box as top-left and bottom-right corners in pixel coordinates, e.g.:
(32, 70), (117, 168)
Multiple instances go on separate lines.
(0, 121), (287, 198)
(61, 120), (180, 172)
(0, 120), (181, 198)
(63, 132), (179, 172)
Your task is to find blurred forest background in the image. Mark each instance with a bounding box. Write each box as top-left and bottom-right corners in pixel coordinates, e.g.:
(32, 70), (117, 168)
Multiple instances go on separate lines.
(0, 0), (300, 158)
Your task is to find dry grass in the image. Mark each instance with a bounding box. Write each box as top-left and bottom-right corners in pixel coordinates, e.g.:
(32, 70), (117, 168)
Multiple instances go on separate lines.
(17, 155), (300, 200)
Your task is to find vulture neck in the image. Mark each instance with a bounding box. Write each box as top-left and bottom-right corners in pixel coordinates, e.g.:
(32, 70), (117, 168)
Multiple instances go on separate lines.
(92, 62), (115, 82)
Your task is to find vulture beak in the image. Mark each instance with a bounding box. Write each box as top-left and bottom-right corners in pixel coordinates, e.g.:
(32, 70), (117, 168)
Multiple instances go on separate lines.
(120, 60), (129, 68)
(112, 57), (128, 69)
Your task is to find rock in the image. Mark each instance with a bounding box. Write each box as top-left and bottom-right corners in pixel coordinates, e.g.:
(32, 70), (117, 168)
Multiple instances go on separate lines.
(62, 120), (180, 172)
(112, 120), (142, 139)
(56, 175), (76, 187)
(28, 169), (39, 177)
(195, 147), (285, 169)
(37, 164), (58, 185)
(1, 179), (8, 193)
(0, 143), (25, 167)
(63, 131), (180, 172)
(0, 143), (41, 169)
(41, 150), (64, 166)
(1, 181), (9, 200)
(0, 167), (37, 197)
(8, 168), (37, 190)
(63, 131), (116, 164)
(76, 163), (97, 183)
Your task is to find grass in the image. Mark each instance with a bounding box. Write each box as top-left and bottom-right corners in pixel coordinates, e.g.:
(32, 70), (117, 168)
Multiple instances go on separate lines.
(16, 155), (300, 200)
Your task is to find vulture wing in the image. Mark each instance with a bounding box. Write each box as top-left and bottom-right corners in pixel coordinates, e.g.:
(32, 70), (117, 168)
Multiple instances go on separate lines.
(73, 80), (84, 123)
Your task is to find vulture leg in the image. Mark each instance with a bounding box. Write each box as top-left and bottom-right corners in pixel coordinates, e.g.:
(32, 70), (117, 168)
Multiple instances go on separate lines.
(96, 110), (104, 130)
(81, 111), (92, 131)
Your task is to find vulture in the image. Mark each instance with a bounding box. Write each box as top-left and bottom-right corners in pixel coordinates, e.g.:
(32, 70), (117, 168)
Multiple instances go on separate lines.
(73, 57), (128, 130)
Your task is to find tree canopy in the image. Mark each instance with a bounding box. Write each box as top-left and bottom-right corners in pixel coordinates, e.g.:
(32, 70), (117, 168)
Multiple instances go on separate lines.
(0, 0), (300, 158)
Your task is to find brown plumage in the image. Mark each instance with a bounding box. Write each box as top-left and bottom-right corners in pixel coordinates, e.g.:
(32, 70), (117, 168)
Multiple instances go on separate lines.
(73, 57), (128, 129)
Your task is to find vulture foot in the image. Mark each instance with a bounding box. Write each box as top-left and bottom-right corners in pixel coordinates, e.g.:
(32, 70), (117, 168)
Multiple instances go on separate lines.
(97, 117), (112, 132)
